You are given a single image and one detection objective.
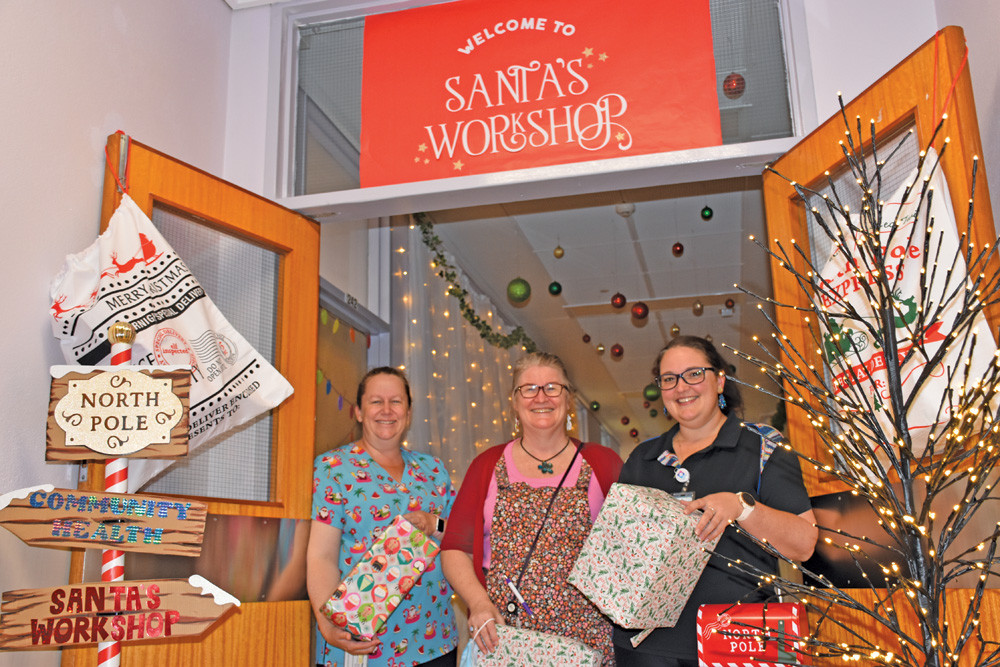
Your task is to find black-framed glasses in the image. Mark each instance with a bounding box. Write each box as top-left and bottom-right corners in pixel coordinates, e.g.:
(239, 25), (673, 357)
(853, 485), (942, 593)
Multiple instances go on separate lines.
(514, 382), (568, 398)
(654, 367), (715, 390)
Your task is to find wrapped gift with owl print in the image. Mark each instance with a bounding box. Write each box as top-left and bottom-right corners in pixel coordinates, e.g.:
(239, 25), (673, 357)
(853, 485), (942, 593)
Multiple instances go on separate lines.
(321, 514), (440, 639)
(474, 625), (602, 666)
(568, 483), (720, 631)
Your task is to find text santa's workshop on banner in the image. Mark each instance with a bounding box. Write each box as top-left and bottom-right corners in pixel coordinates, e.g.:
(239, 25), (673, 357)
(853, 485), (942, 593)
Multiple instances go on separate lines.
(360, 0), (721, 187)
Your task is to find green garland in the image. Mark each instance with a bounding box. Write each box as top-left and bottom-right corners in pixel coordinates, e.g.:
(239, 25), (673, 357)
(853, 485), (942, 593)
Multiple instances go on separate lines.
(413, 212), (537, 352)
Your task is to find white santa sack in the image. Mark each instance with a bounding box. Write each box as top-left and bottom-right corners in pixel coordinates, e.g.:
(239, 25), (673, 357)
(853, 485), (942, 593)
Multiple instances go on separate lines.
(50, 194), (293, 491)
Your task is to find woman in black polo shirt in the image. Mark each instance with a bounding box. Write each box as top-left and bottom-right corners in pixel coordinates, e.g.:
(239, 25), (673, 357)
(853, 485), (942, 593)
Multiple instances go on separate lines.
(614, 336), (817, 666)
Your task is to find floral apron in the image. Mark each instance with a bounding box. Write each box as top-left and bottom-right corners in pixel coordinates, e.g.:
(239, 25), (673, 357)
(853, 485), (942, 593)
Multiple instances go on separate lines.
(485, 455), (615, 666)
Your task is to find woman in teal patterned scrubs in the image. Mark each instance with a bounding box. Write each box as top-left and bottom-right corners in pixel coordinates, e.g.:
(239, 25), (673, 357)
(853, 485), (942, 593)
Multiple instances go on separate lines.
(307, 367), (458, 667)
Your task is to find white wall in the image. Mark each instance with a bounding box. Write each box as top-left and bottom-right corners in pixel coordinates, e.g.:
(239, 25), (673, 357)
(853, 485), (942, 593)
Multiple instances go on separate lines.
(0, 2), (232, 665)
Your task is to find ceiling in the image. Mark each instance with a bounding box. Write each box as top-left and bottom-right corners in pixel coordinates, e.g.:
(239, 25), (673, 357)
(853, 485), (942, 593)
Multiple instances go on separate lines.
(425, 175), (781, 454)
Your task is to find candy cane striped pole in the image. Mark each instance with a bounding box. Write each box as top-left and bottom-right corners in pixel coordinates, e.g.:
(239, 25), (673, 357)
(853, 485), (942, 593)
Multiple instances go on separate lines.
(98, 321), (135, 667)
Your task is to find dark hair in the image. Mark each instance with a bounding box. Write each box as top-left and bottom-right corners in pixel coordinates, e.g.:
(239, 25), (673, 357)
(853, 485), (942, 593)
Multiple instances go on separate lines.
(655, 335), (743, 415)
(356, 366), (413, 408)
(510, 351), (574, 398)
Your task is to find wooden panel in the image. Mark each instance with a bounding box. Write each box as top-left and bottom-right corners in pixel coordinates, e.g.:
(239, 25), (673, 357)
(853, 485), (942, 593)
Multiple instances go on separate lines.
(808, 589), (1000, 666)
(58, 600), (311, 667)
(760, 26), (995, 496)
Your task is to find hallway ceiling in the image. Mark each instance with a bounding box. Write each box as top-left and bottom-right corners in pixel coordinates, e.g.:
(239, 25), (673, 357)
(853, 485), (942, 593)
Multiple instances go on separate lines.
(425, 176), (780, 454)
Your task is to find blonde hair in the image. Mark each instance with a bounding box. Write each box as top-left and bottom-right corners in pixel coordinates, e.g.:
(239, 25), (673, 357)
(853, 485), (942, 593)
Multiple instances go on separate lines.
(510, 351), (574, 397)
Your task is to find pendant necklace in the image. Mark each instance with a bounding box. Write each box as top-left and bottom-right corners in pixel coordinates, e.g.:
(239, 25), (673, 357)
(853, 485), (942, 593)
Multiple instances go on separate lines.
(520, 438), (570, 474)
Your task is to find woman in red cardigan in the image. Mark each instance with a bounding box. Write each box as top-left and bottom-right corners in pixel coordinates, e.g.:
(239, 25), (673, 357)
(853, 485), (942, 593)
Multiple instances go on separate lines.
(441, 351), (622, 666)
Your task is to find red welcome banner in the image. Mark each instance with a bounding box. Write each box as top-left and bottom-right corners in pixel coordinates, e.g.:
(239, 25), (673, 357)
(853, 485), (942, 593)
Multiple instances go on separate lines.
(360, 0), (721, 187)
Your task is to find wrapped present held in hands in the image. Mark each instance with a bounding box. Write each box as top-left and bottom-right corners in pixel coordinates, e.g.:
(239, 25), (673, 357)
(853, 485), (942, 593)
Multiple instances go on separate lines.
(476, 625), (601, 667)
(321, 514), (439, 640)
(568, 483), (720, 631)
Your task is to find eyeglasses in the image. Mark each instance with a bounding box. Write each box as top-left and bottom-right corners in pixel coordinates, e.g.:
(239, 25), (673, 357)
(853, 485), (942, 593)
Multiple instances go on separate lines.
(654, 367), (716, 390)
(514, 383), (568, 398)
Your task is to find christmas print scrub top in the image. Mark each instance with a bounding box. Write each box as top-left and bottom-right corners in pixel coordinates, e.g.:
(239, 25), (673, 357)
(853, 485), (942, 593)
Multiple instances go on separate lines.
(312, 443), (458, 667)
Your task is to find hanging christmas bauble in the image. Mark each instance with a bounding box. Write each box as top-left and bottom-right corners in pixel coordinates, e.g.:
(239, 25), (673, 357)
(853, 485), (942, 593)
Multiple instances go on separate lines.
(631, 301), (649, 320)
(643, 383), (660, 401)
(670, 323), (680, 337)
(723, 72), (746, 99)
(611, 292), (627, 309)
(548, 281), (562, 296)
(596, 343), (605, 354)
(705, 334), (713, 343)
(621, 416), (630, 426)
(649, 408), (659, 418)
(725, 298), (735, 309)
(553, 245), (565, 259)
(643, 400), (650, 409)
(507, 277), (531, 303)
(672, 242), (684, 257)
(610, 343), (624, 359)
(629, 428), (639, 438)
(693, 300), (704, 316)
(582, 333), (591, 343)
(590, 401), (600, 411)
(700, 205), (714, 221)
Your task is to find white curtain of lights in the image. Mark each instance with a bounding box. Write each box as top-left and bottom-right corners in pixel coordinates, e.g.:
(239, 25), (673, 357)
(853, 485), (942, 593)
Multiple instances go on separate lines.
(390, 221), (523, 484)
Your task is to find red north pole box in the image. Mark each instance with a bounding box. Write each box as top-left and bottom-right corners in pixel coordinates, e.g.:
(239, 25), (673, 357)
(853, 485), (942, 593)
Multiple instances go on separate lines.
(697, 602), (809, 666)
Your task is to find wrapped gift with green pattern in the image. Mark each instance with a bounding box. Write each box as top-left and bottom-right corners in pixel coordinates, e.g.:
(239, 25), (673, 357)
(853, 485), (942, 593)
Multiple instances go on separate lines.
(568, 483), (720, 629)
(476, 625), (602, 666)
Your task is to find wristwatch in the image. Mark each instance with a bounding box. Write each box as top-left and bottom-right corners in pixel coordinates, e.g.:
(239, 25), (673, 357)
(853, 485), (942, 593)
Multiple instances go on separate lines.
(736, 492), (756, 522)
(435, 516), (446, 534)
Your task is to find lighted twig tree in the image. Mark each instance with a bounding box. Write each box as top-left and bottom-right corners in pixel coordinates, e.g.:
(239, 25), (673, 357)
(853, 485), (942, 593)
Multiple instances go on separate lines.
(723, 97), (1000, 666)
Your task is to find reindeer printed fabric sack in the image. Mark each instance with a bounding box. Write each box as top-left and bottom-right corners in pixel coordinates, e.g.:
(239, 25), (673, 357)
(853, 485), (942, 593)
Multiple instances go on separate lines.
(49, 195), (293, 490)
(322, 515), (440, 640)
(568, 483), (720, 631)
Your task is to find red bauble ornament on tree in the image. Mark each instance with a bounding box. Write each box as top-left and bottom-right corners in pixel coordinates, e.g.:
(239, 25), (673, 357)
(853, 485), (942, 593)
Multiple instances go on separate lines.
(610, 343), (624, 359)
(631, 301), (649, 320)
(611, 292), (627, 309)
(723, 72), (746, 99)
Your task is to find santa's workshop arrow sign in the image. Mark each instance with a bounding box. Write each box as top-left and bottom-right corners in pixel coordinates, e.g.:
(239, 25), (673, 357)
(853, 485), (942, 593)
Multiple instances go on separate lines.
(0, 485), (206, 557)
(0, 576), (239, 650)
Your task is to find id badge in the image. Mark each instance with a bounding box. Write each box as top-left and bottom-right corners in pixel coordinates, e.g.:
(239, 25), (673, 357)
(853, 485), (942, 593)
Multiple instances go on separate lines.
(672, 491), (695, 502)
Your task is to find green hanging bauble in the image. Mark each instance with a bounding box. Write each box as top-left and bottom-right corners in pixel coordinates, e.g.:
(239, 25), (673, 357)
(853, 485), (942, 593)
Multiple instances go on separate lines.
(507, 277), (532, 303)
(700, 205), (714, 221)
(589, 401), (600, 411)
(649, 408), (659, 418)
(548, 281), (562, 296)
(643, 383), (660, 401)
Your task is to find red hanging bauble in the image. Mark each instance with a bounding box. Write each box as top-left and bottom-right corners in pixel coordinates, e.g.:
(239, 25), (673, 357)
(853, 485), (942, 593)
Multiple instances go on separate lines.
(643, 400), (650, 409)
(610, 343), (624, 359)
(611, 292), (627, 309)
(631, 301), (649, 320)
(672, 242), (684, 257)
(723, 72), (746, 99)
(629, 428), (639, 438)
(621, 416), (630, 425)
(582, 333), (591, 343)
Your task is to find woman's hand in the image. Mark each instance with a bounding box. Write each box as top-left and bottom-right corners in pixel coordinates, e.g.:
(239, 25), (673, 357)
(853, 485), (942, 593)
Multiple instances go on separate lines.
(467, 600), (505, 654)
(316, 615), (382, 656)
(682, 492), (741, 542)
(403, 510), (439, 536)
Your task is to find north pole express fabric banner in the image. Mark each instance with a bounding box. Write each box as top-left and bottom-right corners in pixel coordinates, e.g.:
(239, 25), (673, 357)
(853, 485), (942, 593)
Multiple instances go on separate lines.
(817, 150), (996, 465)
(359, 0), (721, 187)
(49, 195), (293, 491)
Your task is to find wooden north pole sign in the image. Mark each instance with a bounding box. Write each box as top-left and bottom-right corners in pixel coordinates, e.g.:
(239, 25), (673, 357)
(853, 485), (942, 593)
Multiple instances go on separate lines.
(46, 365), (190, 461)
(0, 485), (207, 557)
(0, 576), (239, 650)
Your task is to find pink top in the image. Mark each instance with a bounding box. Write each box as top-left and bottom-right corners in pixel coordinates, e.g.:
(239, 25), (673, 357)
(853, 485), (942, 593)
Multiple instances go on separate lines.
(482, 441), (606, 567)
